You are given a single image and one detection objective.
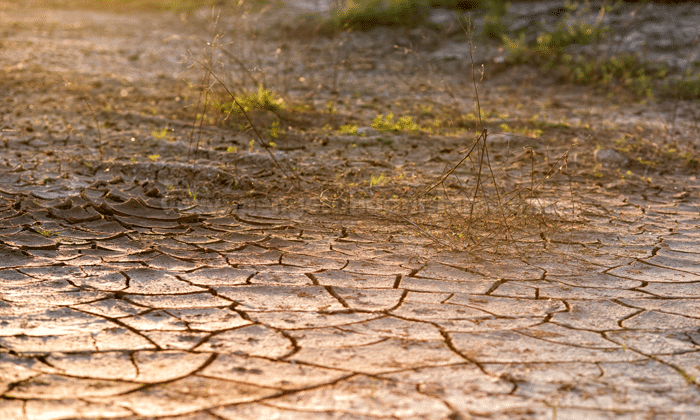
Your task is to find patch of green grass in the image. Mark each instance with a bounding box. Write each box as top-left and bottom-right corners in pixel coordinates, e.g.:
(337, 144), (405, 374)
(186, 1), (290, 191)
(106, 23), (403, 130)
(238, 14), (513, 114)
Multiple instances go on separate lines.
(327, 0), (501, 31)
(187, 188), (198, 202)
(560, 53), (655, 98)
(664, 68), (700, 100)
(472, 109), (508, 122)
(371, 112), (419, 132)
(500, 0), (612, 57)
(36, 228), (58, 237)
(151, 127), (168, 139)
(481, 0), (509, 40)
(502, 19), (609, 61)
(218, 85), (284, 116)
(340, 124), (360, 135)
(537, 20), (608, 54)
(370, 173), (389, 187)
(499, 123), (542, 138)
(495, 0), (699, 100)
(266, 120), (282, 140)
(418, 104), (433, 115)
(529, 114), (570, 129)
(330, 0), (427, 30)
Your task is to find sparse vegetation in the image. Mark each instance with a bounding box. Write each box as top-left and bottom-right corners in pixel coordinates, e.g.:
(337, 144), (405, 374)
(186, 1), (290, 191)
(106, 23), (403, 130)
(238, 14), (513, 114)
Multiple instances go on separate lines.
(36, 228), (58, 237)
(10, 0), (697, 251)
(151, 127), (169, 140)
(329, 0), (427, 30)
(493, 0), (699, 100)
(340, 124), (359, 135)
(371, 112), (419, 132)
(327, 0), (504, 31)
(217, 84), (284, 116)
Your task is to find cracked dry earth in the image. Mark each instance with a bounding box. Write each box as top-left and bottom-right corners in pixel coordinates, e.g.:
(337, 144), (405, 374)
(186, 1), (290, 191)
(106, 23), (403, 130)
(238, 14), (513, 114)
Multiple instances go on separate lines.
(2, 2), (700, 420)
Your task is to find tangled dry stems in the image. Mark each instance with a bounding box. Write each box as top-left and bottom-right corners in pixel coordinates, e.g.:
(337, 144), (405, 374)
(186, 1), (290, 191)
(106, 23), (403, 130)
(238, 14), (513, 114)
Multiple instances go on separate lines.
(183, 6), (577, 254)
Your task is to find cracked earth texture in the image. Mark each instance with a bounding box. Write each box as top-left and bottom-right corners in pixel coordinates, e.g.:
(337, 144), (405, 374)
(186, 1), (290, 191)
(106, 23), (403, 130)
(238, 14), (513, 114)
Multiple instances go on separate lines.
(2, 0), (700, 419)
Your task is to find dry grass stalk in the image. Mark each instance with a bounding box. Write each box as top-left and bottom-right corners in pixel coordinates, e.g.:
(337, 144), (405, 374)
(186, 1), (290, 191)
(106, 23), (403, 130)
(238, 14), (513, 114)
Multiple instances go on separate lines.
(383, 18), (574, 252)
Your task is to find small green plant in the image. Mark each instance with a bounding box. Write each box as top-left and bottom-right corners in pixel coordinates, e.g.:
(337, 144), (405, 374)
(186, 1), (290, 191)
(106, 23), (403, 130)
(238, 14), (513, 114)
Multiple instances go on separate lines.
(499, 123), (542, 138)
(187, 188), (198, 202)
(565, 54), (655, 98)
(36, 228), (58, 237)
(328, 0), (494, 32)
(330, 0), (426, 30)
(503, 15), (609, 61)
(501, 32), (528, 58)
(529, 115), (570, 129)
(677, 367), (697, 385)
(226, 145), (238, 153)
(418, 104), (433, 115)
(370, 173), (389, 187)
(371, 112), (419, 132)
(497, 1), (685, 99)
(535, 19), (609, 55)
(267, 120), (281, 140)
(683, 152), (700, 170)
(664, 68), (700, 100)
(500, 1), (611, 58)
(592, 163), (604, 178)
(151, 127), (168, 139)
(148, 154), (160, 162)
(481, 0), (509, 40)
(461, 109), (504, 124)
(219, 84), (284, 116)
(340, 124), (359, 135)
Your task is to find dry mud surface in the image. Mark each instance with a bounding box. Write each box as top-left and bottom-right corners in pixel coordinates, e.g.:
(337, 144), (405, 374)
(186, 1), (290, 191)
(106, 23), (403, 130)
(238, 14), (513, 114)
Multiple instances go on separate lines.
(1, 1), (700, 419)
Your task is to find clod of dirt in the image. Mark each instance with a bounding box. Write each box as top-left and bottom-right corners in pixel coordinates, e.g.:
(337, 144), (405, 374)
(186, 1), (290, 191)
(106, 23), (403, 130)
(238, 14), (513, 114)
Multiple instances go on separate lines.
(594, 149), (629, 168)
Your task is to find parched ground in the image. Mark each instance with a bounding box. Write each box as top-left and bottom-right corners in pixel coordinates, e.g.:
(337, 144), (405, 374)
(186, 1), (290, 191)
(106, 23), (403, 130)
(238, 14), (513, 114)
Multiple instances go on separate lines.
(1, 1), (700, 419)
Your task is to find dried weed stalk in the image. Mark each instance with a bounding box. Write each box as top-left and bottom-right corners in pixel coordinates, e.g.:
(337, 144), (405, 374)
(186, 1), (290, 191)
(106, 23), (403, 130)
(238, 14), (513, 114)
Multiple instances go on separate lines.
(388, 18), (573, 252)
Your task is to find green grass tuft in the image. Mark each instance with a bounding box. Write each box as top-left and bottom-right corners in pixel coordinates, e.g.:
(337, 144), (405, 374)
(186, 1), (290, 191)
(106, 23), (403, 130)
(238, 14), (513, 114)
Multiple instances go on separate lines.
(219, 85), (284, 116)
(331, 0), (428, 30)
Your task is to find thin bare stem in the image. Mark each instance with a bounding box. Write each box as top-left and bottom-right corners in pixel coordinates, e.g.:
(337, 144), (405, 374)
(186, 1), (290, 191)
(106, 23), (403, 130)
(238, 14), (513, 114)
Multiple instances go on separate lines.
(483, 134), (511, 241)
(400, 129), (486, 208)
(193, 59), (302, 188)
(83, 100), (103, 160)
(463, 18), (484, 132)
